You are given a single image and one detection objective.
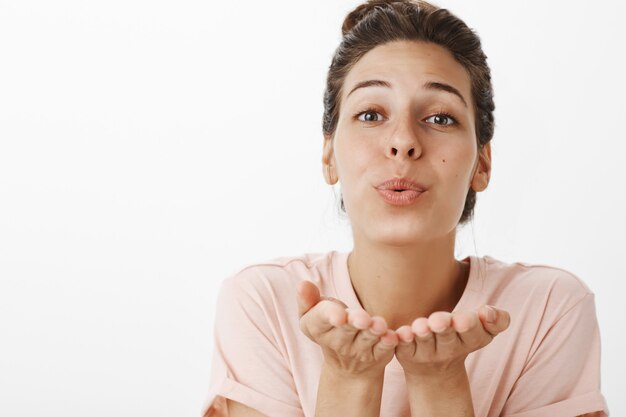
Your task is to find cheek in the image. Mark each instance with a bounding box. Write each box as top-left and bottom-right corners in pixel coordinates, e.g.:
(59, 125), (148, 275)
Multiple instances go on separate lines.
(437, 147), (476, 185)
(335, 137), (375, 177)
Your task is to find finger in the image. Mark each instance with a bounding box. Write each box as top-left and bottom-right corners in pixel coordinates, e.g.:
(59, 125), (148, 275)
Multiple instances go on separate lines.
(411, 317), (435, 354)
(369, 316), (389, 336)
(299, 299), (347, 339)
(319, 296), (350, 326)
(452, 310), (487, 348)
(451, 310), (478, 333)
(329, 307), (370, 335)
(325, 308), (373, 348)
(297, 280), (321, 318)
(326, 307), (371, 339)
(428, 311), (460, 355)
(477, 305), (511, 337)
(395, 325), (415, 343)
(352, 316), (389, 350)
(373, 329), (399, 358)
(320, 295), (349, 309)
(394, 324), (417, 360)
(347, 308), (372, 330)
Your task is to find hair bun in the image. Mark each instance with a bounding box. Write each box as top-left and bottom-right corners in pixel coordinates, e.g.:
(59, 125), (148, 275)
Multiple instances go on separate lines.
(341, 0), (399, 36)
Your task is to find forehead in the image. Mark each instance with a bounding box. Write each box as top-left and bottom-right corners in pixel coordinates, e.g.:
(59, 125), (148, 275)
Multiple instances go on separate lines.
(342, 40), (472, 103)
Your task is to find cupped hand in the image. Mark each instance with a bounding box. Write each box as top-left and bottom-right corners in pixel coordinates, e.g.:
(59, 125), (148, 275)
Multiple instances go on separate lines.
(394, 306), (510, 377)
(297, 280), (399, 377)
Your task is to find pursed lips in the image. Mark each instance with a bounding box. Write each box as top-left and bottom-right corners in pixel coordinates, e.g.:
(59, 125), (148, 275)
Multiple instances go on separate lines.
(375, 177), (427, 192)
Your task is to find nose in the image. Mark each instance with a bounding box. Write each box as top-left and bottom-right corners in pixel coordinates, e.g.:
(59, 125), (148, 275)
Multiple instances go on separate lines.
(386, 113), (422, 160)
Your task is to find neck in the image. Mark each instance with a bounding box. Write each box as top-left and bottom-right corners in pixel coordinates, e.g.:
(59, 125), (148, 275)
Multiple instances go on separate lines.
(347, 229), (469, 330)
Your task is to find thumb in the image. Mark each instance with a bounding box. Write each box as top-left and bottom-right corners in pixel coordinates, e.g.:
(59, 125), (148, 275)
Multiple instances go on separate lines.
(297, 280), (321, 318)
(478, 305), (511, 337)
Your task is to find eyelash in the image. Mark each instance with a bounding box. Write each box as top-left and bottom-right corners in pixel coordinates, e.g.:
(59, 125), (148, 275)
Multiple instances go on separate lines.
(426, 111), (457, 126)
(353, 107), (458, 127)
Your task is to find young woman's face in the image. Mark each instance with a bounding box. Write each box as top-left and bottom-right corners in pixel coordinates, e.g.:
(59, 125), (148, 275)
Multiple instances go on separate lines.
(323, 40), (490, 246)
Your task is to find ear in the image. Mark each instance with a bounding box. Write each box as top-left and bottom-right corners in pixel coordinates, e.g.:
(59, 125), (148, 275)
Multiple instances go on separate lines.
(322, 134), (338, 185)
(470, 142), (491, 192)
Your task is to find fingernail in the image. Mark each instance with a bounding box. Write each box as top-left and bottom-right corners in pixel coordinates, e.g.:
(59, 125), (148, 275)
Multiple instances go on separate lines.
(370, 318), (386, 335)
(485, 306), (496, 323)
(400, 332), (414, 343)
(381, 331), (396, 346)
(352, 316), (369, 329)
(382, 338), (395, 347)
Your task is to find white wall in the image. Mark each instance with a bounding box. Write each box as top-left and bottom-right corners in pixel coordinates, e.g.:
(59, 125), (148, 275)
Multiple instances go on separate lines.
(1, 0), (624, 415)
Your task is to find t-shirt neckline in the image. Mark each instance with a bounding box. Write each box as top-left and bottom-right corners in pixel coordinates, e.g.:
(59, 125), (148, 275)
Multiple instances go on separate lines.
(331, 250), (483, 312)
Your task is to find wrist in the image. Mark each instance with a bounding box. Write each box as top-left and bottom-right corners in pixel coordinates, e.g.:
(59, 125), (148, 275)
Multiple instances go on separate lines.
(316, 362), (385, 417)
(401, 354), (466, 378)
(322, 360), (385, 382)
(404, 362), (469, 390)
(404, 365), (475, 417)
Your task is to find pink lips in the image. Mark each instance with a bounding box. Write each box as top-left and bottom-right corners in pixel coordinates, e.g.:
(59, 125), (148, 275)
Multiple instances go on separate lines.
(375, 177), (427, 206)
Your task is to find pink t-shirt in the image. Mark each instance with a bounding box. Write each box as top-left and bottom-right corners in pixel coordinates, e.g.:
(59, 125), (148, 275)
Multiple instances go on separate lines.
(202, 251), (609, 417)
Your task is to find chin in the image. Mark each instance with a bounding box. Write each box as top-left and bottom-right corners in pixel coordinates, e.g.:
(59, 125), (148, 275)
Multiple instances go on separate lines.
(362, 220), (446, 247)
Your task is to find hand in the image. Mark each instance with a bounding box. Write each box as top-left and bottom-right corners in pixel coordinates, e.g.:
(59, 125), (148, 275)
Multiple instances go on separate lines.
(297, 280), (399, 378)
(394, 306), (510, 377)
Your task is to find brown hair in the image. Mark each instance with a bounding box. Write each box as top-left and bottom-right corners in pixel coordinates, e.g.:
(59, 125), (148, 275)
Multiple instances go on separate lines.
(322, 0), (495, 225)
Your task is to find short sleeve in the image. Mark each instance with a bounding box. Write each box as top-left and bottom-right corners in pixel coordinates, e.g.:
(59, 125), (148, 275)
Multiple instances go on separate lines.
(202, 272), (305, 417)
(501, 293), (609, 417)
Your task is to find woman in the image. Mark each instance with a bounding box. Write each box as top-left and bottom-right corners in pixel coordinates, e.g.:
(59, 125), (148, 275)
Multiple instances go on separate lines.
(203, 1), (609, 416)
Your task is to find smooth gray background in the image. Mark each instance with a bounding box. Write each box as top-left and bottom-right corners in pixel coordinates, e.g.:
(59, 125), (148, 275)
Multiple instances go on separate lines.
(1, 0), (624, 416)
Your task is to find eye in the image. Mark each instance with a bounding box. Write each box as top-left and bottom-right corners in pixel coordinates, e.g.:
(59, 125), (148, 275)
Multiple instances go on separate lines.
(424, 113), (457, 126)
(355, 108), (384, 123)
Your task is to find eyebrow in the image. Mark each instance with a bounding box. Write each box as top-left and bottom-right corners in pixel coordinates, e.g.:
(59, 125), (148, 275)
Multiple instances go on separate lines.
(346, 79), (468, 108)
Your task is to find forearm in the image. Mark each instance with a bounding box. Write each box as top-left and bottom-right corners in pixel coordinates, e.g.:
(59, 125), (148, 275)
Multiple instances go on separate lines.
(405, 366), (475, 417)
(315, 362), (384, 417)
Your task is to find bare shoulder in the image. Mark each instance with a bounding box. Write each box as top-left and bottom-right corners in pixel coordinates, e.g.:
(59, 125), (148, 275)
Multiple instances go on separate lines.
(227, 399), (269, 417)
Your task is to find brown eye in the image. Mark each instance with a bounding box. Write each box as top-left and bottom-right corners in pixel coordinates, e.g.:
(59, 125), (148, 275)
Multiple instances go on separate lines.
(425, 114), (456, 126)
(357, 110), (383, 122)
